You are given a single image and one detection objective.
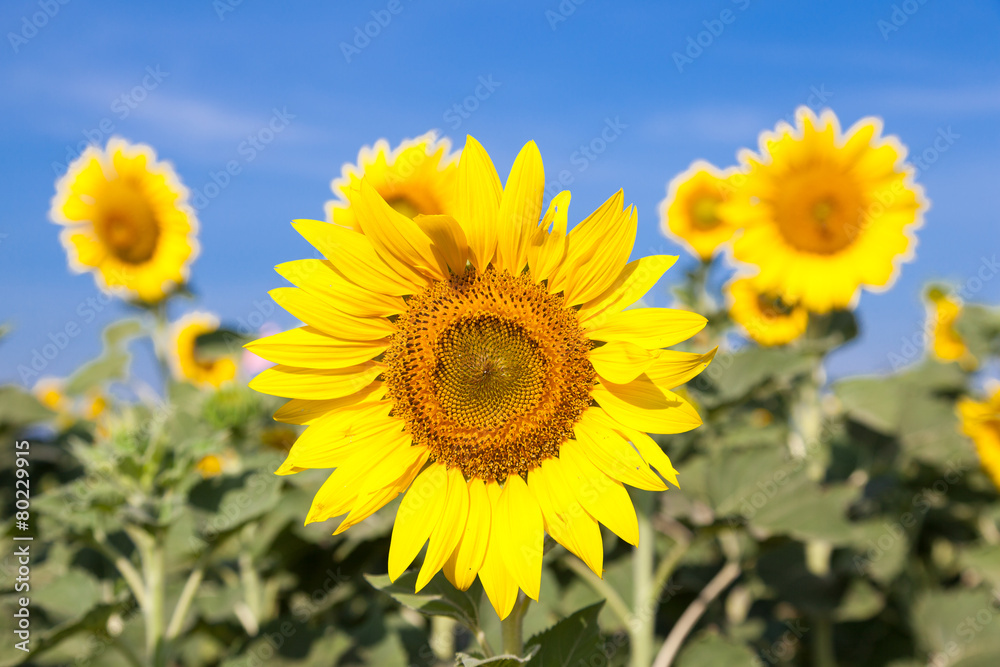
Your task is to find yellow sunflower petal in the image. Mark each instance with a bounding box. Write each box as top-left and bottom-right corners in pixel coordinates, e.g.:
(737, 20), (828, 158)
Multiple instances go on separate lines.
(275, 259), (406, 318)
(269, 287), (396, 341)
(574, 412), (667, 491)
(456, 136), (502, 272)
(291, 219), (422, 296)
(478, 482), (520, 620)
(578, 255), (679, 326)
(589, 408), (680, 488)
(496, 141), (544, 275)
(589, 341), (656, 384)
(333, 444), (429, 535)
(527, 191), (571, 283)
(559, 192), (638, 306)
(586, 308), (707, 349)
(272, 383), (386, 425)
(558, 443), (639, 545)
(245, 326), (389, 369)
(283, 403), (397, 469)
(443, 478), (492, 591)
(417, 467), (470, 591)
(593, 380), (702, 435)
(353, 179), (445, 283)
(388, 463), (449, 581)
(529, 459), (603, 576)
(412, 214), (470, 275)
(249, 362), (382, 400)
(496, 474), (544, 600)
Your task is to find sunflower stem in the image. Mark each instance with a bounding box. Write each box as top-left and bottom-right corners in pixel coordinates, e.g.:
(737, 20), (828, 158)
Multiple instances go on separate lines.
(630, 490), (656, 667)
(500, 591), (530, 657)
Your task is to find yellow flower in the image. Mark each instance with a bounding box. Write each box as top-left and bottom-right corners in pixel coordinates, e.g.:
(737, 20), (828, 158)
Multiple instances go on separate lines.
(248, 137), (714, 619)
(169, 312), (237, 388)
(726, 277), (809, 347)
(958, 388), (1000, 491)
(659, 160), (741, 261)
(925, 288), (976, 370)
(726, 108), (927, 313)
(49, 138), (200, 303)
(326, 131), (459, 230)
(34, 377), (69, 414)
(196, 455), (224, 478)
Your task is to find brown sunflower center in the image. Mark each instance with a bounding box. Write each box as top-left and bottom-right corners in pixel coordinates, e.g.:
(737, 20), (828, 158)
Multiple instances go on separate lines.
(757, 293), (795, 320)
(383, 267), (596, 482)
(690, 194), (722, 230)
(773, 166), (863, 255)
(94, 178), (161, 264)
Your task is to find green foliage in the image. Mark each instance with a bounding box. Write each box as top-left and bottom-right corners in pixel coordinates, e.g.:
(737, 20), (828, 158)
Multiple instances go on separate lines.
(3, 269), (999, 667)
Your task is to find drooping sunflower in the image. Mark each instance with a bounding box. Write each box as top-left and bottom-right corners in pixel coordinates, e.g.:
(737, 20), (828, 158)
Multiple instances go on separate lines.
(726, 277), (808, 347)
(659, 160), (741, 261)
(49, 138), (199, 303)
(326, 131), (459, 230)
(248, 137), (714, 619)
(958, 388), (1000, 491)
(169, 312), (237, 388)
(725, 108), (927, 313)
(925, 287), (976, 370)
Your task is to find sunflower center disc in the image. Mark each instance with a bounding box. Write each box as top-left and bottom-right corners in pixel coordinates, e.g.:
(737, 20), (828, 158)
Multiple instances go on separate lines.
(94, 178), (161, 264)
(774, 166), (862, 255)
(690, 195), (722, 229)
(383, 267), (596, 482)
(434, 315), (546, 429)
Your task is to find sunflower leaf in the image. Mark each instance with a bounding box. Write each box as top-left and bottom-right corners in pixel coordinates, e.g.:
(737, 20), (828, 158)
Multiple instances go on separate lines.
(365, 571), (483, 633)
(524, 601), (604, 666)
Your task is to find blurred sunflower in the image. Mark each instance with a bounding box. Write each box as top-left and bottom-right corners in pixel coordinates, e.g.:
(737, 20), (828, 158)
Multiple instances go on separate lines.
(248, 137), (713, 619)
(659, 160), (741, 261)
(727, 277), (808, 347)
(925, 287), (976, 370)
(34, 377), (70, 414)
(326, 131), (459, 230)
(726, 108), (926, 312)
(49, 138), (199, 303)
(958, 388), (1000, 491)
(169, 312), (237, 388)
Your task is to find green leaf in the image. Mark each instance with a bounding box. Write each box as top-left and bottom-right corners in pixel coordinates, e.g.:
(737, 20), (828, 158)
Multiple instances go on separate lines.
(704, 447), (797, 517)
(0, 384), (54, 426)
(366, 571), (483, 632)
(835, 376), (904, 435)
(675, 631), (759, 667)
(833, 579), (885, 622)
(912, 589), (1000, 666)
(65, 318), (144, 394)
(524, 601), (604, 666)
(695, 347), (817, 405)
(956, 303), (1000, 360)
(750, 479), (860, 544)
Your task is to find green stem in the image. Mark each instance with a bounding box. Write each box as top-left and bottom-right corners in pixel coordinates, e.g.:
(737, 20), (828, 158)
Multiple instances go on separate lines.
(165, 565), (204, 640)
(812, 616), (836, 667)
(500, 591), (531, 656)
(630, 495), (656, 667)
(429, 616), (456, 661)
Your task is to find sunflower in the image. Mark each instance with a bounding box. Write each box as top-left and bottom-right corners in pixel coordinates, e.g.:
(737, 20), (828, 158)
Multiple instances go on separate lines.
(958, 388), (1000, 491)
(49, 138), (199, 303)
(248, 137), (714, 619)
(169, 312), (237, 388)
(726, 277), (808, 347)
(659, 160), (741, 261)
(326, 131), (459, 230)
(725, 108), (926, 313)
(925, 287), (976, 370)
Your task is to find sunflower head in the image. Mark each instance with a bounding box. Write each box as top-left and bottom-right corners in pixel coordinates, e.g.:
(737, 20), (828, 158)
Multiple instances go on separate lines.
(659, 160), (741, 261)
(169, 312), (237, 389)
(726, 277), (808, 347)
(726, 107), (927, 313)
(49, 137), (200, 303)
(925, 287), (976, 370)
(326, 131), (459, 230)
(249, 136), (713, 618)
(958, 388), (1000, 492)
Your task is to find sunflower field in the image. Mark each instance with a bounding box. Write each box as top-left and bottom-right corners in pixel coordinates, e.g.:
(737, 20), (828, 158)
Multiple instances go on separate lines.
(2, 3), (1000, 667)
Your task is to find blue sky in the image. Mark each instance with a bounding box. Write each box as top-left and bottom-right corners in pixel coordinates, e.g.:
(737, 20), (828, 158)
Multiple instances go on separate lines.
(2, 0), (999, 388)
